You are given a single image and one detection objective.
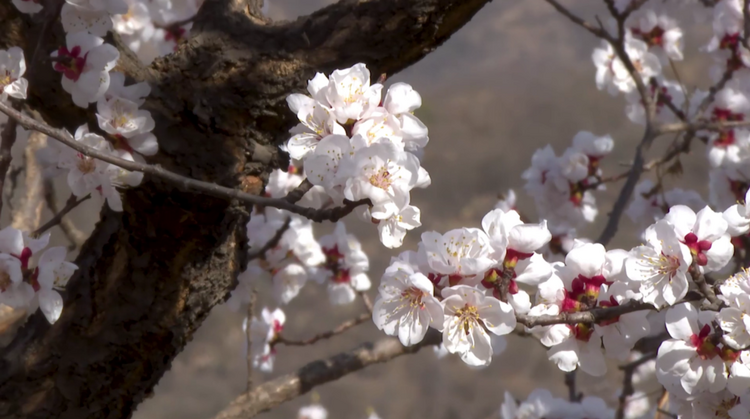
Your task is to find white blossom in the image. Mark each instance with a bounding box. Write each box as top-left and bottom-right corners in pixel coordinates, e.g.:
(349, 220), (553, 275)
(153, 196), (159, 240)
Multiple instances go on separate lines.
(372, 260), (444, 346)
(626, 220), (692, 307)
(0, 47), (27, 101)
(441, 285), (515, 367)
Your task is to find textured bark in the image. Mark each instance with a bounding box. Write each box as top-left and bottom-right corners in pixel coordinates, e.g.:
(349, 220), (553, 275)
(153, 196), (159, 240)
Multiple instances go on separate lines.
(0, 0), (492, 418)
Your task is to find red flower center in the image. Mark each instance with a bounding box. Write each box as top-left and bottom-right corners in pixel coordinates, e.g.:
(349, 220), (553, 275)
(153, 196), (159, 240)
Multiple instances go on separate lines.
(53, 46), (88, 82)
(682, 232), (712, 266)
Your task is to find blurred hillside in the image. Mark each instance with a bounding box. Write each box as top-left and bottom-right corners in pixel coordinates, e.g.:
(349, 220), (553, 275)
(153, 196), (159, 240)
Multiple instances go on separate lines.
(7, 1), (719, 419)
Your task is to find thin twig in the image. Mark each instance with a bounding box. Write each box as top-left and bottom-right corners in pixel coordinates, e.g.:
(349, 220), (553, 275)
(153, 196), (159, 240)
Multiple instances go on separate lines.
(32, 194), (91, 238)
(283, 178), (314, 205)
(616, 352), (656, 419)
(30, 0), (65, 72)
(0, 100), (370, 223)
(247, 218), (291, 260)
(42, 180), (88, 248)
(543, 0), (607, 38)
(273, 313), (370, 347)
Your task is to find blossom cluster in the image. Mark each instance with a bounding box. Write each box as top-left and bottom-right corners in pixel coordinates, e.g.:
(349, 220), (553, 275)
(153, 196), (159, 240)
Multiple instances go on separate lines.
(283, 63), (431, 248)
(0, 227), (77, 324)
(5, 0), (170, 210)
(522, 131), (614, 237)
(13, 0), (200, 65)
(227, 166), (372, 313)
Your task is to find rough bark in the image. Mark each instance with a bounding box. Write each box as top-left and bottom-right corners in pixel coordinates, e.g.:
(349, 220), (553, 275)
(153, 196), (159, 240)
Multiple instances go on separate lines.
(0, 0), (492, 418)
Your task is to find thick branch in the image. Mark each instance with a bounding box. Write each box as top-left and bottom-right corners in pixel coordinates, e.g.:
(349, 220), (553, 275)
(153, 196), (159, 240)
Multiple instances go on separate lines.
(213, 331), (441, 419)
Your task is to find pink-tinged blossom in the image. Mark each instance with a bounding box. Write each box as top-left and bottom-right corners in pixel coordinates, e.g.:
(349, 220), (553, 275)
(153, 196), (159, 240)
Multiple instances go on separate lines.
(663, 205), (733, 272)
(656, 303), (728, 397)
(441, 285), (515, 367)
(538, 242), (627, 376)
(630, 9), (684, 62)
(51, 32), (120, 108)
(480, 208), (551, 312)
(592, 33), (662, 96)
(244, 307), (285, 373)
(625, 79), (686, 125)
(372, 260), (444, 346)
(312, 222), (370, 305)
(0, 226), (49, 268)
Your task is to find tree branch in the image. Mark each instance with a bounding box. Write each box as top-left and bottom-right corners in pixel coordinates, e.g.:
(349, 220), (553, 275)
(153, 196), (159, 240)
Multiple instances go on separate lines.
(42, 180), (88, 248)
(0, 100), (369, 224)
(31, 193), (91, 238)
(543, 0), (607, 38)
(212, 331), (441, 419)
(273, 313), (371, 347)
